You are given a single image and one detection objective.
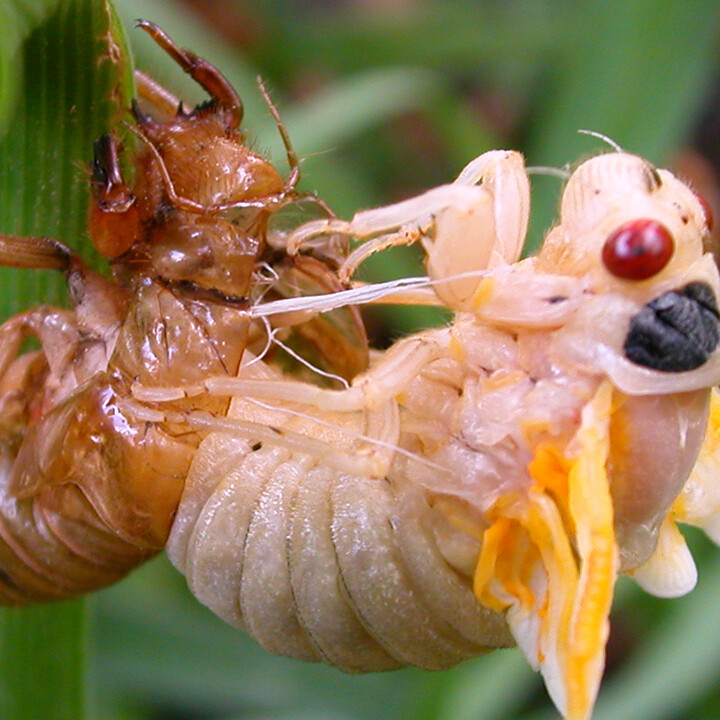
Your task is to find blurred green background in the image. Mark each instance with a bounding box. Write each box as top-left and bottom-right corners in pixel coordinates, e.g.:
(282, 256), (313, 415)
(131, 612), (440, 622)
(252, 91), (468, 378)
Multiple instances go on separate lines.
(2, 0), (720, 718)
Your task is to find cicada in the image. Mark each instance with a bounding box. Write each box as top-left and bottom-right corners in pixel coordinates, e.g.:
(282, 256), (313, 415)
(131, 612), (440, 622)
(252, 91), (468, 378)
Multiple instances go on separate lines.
(127, 148), (720, 720)
(0, 21), (366, 604)
(3, 19), (720, 720)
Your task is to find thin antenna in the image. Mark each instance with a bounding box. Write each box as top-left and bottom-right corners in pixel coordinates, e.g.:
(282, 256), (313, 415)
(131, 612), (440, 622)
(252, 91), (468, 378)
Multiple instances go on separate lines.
(578, 129), (623, 153)
(257, 76), (300, 189)
(526, 165), (571, 180)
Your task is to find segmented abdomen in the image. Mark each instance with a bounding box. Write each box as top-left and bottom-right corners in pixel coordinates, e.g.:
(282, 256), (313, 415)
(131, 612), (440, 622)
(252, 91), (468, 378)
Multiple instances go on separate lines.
(167, 383), (512, 671)
(0, 376), (158, 604)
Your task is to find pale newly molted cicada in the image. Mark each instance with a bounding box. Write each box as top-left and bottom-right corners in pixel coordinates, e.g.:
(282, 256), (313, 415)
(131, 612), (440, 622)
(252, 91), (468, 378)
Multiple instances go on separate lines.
(143, 149), (719, 720)
(0, 21), (366, 604)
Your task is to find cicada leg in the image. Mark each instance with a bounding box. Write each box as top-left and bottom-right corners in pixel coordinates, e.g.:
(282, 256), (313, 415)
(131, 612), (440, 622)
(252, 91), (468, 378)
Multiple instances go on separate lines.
(135, 70), (189, 119)
(132, 327), (451, 414)
(286, 150), (530, 305)
(0, 308), (78, 390)
(0, 234), (82, 384)
(136, 20), (243, 129)
(284, 199), (436, 280)
(256, 78), (301, 192)
(0, 232), (70, 271)
(89, 133), (141, 258)
(125, 328), (453, 482)
(122, 385), (401, 482)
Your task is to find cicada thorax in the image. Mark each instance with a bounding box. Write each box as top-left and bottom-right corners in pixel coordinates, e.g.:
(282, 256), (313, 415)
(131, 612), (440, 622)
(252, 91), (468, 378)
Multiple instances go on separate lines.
(0, 22), (368, 605)
(110, 110), (283, 293)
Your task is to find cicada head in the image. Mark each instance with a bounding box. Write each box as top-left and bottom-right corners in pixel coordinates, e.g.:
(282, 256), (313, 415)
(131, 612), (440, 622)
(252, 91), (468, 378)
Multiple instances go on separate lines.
(539, 152), (711, 290)
(536, 152), (720, 389)
(88, 21), (294, 302)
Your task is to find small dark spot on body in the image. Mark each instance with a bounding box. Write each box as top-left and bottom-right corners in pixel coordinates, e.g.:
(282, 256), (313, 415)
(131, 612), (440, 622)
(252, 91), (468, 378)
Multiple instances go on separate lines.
(251, 441), (262, 451)
(681, 215), (689, 225)
(646, 165), (662, 191)
(155, 200), (175, 221)
(547, 295), (567, 304)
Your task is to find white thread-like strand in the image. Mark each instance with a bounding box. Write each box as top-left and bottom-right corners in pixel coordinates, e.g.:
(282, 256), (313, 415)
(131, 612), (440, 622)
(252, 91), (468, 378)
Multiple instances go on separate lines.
(526, 166), (571, 180)
(269, 334), (351, 389)
(244, 316), (275, 367)
(250, 270), (500, 318)
(251, 275), (433, 317)
(578, 129), (623, 153)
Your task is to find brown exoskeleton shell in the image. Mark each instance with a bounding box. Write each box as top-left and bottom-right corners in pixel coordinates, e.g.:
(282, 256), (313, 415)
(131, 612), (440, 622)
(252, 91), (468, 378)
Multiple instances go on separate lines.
(0, 21), (367, 604)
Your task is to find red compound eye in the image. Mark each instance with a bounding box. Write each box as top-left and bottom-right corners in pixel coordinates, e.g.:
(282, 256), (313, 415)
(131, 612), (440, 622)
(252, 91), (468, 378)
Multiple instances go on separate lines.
(602, 219), (674, 280)
(694, 191), (714, 232)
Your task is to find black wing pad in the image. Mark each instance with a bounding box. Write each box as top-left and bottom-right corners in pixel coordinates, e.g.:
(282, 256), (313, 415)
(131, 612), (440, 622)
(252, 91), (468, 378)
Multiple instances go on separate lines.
(624, 281), (720, 372)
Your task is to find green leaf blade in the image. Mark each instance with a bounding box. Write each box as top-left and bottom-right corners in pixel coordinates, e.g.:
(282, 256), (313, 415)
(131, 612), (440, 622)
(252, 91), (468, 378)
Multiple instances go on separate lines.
(0, 1), (133, 719)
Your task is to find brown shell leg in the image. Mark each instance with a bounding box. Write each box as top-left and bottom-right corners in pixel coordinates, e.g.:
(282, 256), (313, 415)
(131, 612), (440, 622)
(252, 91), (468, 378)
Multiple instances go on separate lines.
(136, 19), (243, 129)
(0, 233), (70, 271)
(89, 133), (140, 259)
(135, 70), (186, 119)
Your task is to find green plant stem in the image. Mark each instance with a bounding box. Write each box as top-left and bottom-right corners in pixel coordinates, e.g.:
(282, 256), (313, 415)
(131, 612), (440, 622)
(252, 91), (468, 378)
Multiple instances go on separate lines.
(0, 0), (132, 718)
(0, 601), (88, 720)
